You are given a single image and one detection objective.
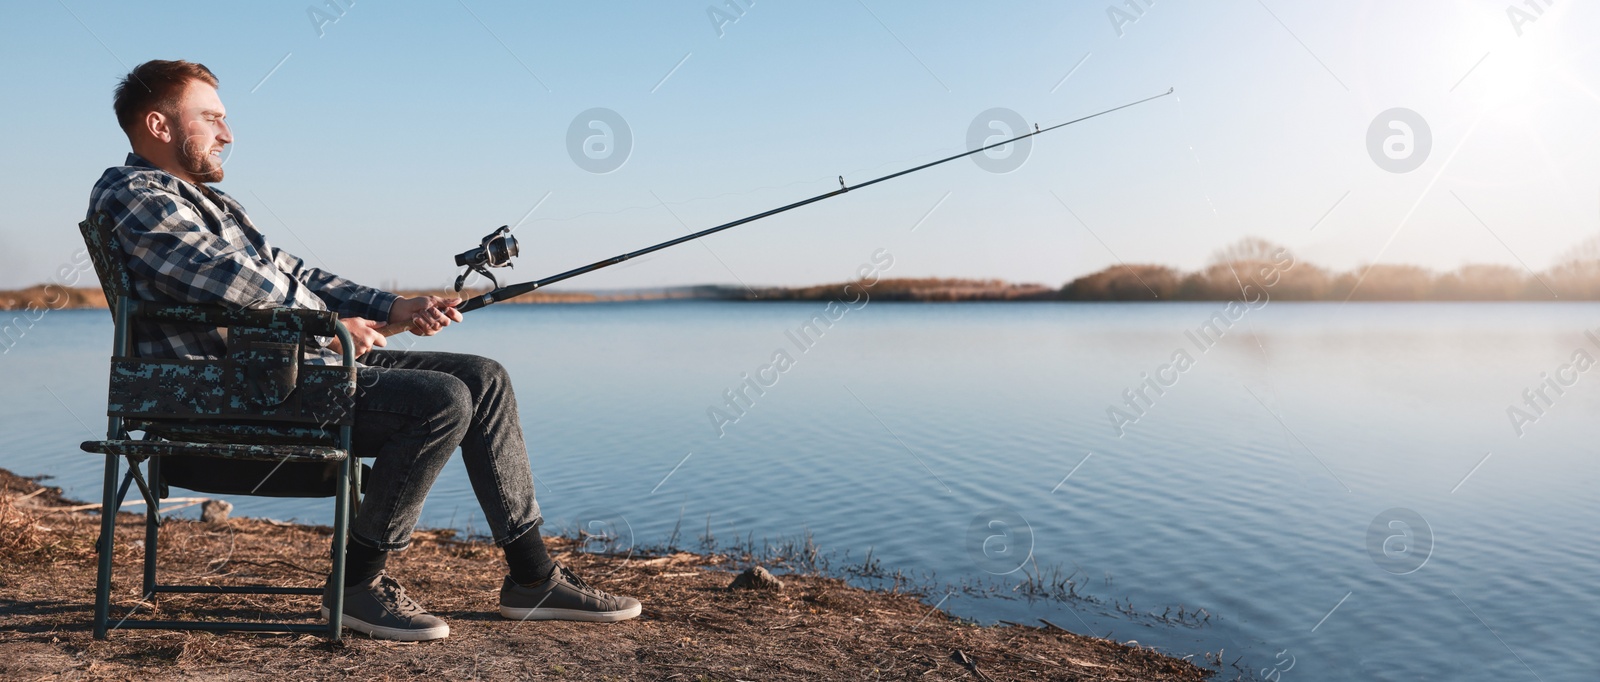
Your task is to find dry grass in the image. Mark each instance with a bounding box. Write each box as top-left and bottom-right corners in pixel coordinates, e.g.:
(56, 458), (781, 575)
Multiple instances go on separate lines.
(0, 472), (93, 565)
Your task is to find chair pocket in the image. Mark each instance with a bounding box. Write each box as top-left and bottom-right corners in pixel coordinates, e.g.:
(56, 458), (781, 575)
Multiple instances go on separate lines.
(226, 328), (302, 411)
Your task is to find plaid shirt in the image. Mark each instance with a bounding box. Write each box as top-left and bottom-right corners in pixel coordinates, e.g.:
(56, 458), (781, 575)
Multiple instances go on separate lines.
(87, 153), (397, 365)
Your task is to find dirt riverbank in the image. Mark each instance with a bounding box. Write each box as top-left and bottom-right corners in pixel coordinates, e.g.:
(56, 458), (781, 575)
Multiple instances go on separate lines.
(0, 468), (1212, 680)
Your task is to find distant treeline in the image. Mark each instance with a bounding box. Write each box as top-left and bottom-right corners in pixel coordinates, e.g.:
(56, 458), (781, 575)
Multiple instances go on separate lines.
(0, 285), (107, 311)
(1057, 237), (1600, 301)
(4, 236), (1598, 309)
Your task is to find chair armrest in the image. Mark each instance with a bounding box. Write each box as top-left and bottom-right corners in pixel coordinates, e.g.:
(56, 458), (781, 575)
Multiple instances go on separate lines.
(128, 302), (356, 372)
(130, 302), (342, 336)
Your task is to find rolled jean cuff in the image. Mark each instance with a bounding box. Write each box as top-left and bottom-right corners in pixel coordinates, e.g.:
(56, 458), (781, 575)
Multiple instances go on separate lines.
(494, 515), (543, 548)
(351, 529), (412, 552)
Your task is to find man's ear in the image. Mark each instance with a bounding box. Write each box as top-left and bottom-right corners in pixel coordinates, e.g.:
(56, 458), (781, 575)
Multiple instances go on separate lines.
(145, 110), (171, 143)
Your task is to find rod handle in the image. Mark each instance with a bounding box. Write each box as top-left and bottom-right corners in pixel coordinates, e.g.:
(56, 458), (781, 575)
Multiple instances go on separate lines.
(377, 295), (472, 338)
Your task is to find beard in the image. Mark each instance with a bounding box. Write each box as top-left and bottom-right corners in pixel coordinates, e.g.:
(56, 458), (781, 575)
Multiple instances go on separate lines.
(178, 134), (225, 183)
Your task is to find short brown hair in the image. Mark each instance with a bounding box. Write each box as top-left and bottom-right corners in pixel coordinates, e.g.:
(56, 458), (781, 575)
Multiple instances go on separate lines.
(113, 60), (219, 136)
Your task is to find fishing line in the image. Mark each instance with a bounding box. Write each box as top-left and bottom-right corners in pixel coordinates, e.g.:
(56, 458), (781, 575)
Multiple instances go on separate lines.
(1170, 92), (1271, 348)
(381, 88), (1176, 336)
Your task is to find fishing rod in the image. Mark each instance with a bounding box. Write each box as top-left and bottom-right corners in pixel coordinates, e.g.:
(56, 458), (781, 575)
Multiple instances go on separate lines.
(380, 87), (1174, 336)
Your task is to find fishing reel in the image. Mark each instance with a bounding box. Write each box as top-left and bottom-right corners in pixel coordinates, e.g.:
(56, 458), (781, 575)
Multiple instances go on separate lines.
(454, 225), (519, 291)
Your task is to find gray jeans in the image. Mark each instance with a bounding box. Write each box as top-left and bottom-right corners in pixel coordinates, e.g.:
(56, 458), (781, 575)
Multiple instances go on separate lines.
(348, 350), (540, 551)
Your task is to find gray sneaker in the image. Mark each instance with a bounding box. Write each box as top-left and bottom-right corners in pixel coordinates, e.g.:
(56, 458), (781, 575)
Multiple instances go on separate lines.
(499, 562), (642, 622)
(321, 571), (450, 641)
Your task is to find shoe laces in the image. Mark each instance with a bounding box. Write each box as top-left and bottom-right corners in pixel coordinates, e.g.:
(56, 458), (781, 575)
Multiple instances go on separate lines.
(375, 573), (427, 618)
(555, 563), (611, 598)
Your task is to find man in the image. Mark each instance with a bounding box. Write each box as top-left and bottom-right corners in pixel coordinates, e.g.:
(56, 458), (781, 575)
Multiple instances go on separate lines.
(87, 60), (639, 641)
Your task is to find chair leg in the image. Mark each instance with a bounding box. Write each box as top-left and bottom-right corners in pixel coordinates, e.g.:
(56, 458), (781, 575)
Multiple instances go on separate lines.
(327, 456), (352, 642)
(112, 468), (135, 513)
(143, 458), (161, 597)
(93, 454), (120, 639)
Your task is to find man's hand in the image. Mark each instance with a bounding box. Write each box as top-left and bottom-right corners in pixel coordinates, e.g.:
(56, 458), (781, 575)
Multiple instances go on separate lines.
(389, 296), (464, 336)
(327, 317), (388, 358)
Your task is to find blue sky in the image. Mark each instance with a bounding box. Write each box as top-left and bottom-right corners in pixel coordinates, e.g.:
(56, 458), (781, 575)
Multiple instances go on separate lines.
(1, 0), (1597, 291)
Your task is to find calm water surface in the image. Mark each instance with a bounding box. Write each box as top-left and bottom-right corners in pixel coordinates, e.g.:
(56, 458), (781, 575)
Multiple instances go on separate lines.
(3, 302), (1596, 680)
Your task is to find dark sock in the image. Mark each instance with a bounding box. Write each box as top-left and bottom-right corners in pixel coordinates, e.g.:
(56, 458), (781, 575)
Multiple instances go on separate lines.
(344, 540), (388, 588)
(504, 523), (556, 585)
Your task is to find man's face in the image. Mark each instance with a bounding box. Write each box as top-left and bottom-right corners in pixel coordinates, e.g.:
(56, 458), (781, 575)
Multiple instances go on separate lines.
(166, 81), (231, 184)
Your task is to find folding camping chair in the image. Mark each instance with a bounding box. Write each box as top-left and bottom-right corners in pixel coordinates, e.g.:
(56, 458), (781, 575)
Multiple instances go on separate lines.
(75, 210), (363, 640)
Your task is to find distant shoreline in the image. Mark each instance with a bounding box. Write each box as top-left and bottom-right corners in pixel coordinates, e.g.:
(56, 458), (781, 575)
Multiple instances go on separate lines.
(3, 275), (1598, 313)
(8, 235), (1600, 310)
